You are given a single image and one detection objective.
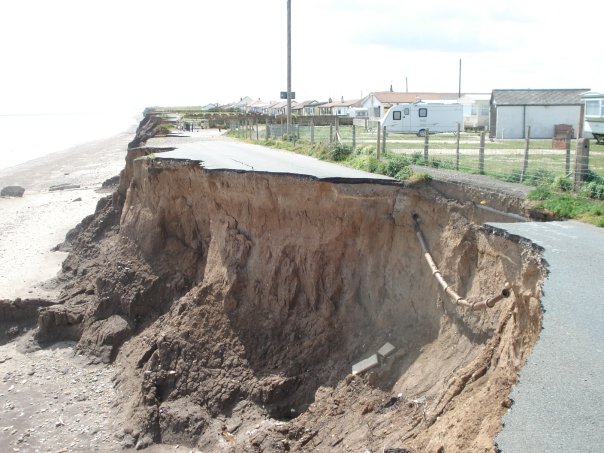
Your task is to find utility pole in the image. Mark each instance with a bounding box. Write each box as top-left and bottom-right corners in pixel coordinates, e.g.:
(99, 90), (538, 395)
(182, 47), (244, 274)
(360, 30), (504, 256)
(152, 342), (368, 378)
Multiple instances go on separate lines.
(458, 59), (462, 99)
(286, 0), (292, 136)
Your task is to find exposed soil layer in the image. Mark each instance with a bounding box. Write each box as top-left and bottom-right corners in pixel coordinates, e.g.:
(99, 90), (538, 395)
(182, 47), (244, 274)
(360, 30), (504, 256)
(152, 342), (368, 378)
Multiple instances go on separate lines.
(5, 117), (546, 452)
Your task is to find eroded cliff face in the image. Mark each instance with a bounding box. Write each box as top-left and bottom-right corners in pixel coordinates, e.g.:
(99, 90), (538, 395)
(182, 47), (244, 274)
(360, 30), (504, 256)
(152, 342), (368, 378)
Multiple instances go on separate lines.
(37, 141), (544, 452)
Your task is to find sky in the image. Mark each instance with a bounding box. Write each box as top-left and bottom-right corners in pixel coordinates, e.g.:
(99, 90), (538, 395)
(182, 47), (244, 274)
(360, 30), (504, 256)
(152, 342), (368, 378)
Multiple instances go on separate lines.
(1, 0), (602, 114)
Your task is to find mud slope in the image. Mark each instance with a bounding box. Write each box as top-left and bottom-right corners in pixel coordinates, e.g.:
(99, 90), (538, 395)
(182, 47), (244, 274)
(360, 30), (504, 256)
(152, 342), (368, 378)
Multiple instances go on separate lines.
(36, 137), (545, 452)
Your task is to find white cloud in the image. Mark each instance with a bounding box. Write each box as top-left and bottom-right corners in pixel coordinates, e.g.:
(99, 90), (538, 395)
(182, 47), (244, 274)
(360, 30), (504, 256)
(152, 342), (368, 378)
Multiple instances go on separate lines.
(0, 0), (602, 113)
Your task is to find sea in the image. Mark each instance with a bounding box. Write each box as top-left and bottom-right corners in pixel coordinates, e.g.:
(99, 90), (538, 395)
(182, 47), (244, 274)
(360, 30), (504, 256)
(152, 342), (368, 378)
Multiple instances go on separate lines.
(0, 110), (143, 171)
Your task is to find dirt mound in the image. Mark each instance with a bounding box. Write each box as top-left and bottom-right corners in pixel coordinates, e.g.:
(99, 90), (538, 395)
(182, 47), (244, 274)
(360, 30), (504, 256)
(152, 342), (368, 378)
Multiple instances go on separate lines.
(27, 135), (546, 453)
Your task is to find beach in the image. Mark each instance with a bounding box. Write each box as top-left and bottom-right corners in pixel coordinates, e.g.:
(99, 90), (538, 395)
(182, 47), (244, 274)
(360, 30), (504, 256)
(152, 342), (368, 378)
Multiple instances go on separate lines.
(0, 127), (135, 299)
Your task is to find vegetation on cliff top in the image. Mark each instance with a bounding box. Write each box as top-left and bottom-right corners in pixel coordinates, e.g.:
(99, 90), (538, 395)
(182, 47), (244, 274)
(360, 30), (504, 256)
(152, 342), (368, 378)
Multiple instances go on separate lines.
(227, 131), (604, 227)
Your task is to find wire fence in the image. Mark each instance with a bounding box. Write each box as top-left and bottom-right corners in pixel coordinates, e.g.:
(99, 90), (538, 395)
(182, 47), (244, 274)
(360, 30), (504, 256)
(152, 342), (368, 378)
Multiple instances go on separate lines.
(228, 120), (604, 205)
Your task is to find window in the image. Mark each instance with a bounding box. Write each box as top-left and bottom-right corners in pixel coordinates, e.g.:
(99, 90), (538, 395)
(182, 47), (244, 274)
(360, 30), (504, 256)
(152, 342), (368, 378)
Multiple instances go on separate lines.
(393, 111), (402, 120)
(404, 108), (410, 115)
(480, 104), (490, 116)
(419, 108), (428, 117)
(586, 100), (600, 116)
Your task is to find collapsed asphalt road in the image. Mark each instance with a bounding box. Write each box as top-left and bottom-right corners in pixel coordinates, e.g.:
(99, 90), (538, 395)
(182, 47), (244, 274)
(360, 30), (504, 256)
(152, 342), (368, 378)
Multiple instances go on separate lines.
(491, 220), (604, 453)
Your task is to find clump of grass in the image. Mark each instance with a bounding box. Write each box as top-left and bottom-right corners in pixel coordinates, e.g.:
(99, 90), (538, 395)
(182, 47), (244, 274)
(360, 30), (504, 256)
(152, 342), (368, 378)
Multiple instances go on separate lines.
(328, 144), (353, 161)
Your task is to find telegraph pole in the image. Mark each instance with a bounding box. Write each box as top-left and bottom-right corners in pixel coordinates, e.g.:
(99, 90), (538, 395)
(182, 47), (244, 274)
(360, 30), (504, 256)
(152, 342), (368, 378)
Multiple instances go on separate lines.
(286, 0), (292, 136)
(458, 58), (462, 99)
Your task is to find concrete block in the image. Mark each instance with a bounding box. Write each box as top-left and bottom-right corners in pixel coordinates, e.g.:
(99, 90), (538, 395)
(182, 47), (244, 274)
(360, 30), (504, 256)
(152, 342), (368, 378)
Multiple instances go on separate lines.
(352, 354), (379, 375)
(378, 342), (396, 358)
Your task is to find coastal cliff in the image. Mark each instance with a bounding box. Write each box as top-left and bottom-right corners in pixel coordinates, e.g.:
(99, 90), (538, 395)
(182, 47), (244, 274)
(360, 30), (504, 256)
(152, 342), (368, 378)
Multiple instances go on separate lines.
(34, 114), (545, 451)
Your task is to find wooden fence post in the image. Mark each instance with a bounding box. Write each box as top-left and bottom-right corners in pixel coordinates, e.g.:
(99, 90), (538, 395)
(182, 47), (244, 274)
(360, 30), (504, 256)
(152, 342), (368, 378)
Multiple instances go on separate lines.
(520, 126), (531, 183)
(479, 131), (486, 175)
(574, 138), (590, 191)
(352, 124), (356, 151)
(377, 125), (381, 160)
(330, 123), (333, 144)
(456, 123), (461, 171)
(423, 129), (429, 161)
(565, 132), (572, 175)
(310, 119), (315, 144)
(382, 126), (387, 156)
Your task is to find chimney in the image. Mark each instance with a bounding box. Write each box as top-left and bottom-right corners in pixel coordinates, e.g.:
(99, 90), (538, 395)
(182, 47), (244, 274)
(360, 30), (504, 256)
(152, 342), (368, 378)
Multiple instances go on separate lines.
(390, 84), (393, 92)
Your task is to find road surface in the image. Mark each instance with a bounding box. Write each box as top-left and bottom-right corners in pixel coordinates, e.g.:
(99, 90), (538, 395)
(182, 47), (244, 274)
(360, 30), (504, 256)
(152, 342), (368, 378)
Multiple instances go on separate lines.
(155, 138), (395, 181)
(490, 220), (604, 453)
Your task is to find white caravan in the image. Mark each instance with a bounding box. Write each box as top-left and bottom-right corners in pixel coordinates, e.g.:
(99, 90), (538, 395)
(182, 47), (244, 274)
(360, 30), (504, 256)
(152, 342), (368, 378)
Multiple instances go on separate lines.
(583, 92), (604, 144)
(380, 102), (463, 135)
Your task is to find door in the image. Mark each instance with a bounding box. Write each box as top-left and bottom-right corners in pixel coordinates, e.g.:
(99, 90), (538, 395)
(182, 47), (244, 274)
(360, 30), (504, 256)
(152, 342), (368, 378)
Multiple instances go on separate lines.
(389, 107), (412, 133)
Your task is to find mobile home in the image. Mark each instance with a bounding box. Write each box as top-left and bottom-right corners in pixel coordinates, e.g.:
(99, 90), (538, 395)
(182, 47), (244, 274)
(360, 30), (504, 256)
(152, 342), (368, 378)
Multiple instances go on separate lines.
(380, 102), (463, 135)
(583, 91), (604, 144)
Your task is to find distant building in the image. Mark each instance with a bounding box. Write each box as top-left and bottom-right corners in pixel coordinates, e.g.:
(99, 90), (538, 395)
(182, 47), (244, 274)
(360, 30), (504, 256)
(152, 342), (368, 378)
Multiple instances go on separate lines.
(358, 92), (461, 120)
(292, 100), (323, 116)
(318, 99), (361, 116)
(582, 91), (604, 143)
(459, 93), (491, 130)
(490, 89), (590, 139)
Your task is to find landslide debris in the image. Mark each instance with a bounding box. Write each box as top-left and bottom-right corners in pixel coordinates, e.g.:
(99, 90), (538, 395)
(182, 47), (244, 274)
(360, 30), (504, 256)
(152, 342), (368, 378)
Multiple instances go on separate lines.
(28, 117), (545, 452)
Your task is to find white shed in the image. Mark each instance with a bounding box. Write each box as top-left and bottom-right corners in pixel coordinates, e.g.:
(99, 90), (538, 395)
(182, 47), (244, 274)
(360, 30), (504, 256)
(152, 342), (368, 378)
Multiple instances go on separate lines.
(490, 89), (590, 139)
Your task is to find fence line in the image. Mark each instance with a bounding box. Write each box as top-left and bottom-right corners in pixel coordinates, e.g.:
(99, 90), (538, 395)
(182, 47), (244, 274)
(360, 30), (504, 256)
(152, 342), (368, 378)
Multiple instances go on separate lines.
(227, 121), (604, 186)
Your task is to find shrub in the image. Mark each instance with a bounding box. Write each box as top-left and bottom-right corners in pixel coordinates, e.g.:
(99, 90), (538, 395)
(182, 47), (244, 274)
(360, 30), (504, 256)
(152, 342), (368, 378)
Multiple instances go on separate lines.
(428, 159), (456, 170)
(348, 155), (386, 174)
(410, 152), (424, 164)
(394, 166), (414, 181)
(383, 154), (412, 177)
(551, 176), (572, 192)
(580, 181), (604, 200)
(329, 144), (353, 161)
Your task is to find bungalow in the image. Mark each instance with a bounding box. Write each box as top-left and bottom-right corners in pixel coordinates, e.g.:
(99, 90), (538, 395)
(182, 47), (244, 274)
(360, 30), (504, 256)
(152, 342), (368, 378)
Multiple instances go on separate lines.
(318, 99), (361, 116)
(264, 101), (299, 117)
(490, 88), (590, 139)
(245, 99), (271, 114)
(231, 96), (255, 111)
(292, 100), (323, 116)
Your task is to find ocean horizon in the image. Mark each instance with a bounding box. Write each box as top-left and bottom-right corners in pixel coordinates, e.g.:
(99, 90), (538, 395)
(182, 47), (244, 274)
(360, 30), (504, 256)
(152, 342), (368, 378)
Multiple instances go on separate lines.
(0, 110), (142, 171)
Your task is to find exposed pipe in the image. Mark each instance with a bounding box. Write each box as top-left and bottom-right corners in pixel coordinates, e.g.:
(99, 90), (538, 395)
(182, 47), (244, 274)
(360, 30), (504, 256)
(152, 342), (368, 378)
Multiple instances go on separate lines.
(412, 213), (512, 310)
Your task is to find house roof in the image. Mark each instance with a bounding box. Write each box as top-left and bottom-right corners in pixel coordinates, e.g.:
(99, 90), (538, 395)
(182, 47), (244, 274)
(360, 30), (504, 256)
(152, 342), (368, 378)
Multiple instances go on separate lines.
(294, 100), (322, 108)
(268, 101), (298, 109)
(491, 89), (590, 106)
(320, 99), (361, 108)
(582, 91), (604, 99)
(369, 92), (461, 104)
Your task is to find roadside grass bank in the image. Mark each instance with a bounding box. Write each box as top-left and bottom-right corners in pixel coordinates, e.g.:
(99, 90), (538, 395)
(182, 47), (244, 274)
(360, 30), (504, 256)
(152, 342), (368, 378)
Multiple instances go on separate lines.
(226, 131), (604, 227)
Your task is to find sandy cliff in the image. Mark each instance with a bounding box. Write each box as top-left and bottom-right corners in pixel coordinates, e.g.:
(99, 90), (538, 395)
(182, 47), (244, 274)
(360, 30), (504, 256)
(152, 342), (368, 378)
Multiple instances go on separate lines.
(31, 115), (545, 452)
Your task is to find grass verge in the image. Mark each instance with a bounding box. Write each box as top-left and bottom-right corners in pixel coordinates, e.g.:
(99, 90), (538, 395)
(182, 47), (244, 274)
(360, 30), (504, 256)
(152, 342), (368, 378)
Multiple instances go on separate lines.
(228, 132), (604, 227)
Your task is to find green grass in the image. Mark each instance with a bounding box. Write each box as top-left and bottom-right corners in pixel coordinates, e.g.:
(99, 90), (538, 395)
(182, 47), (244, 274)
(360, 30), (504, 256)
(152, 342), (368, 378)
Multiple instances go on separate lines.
(228, 127), (604, 227)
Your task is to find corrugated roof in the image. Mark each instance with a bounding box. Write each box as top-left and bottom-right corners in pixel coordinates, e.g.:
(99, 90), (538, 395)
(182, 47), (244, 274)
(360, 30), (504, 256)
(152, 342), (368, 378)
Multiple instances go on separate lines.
(491, 89), (590, 106)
